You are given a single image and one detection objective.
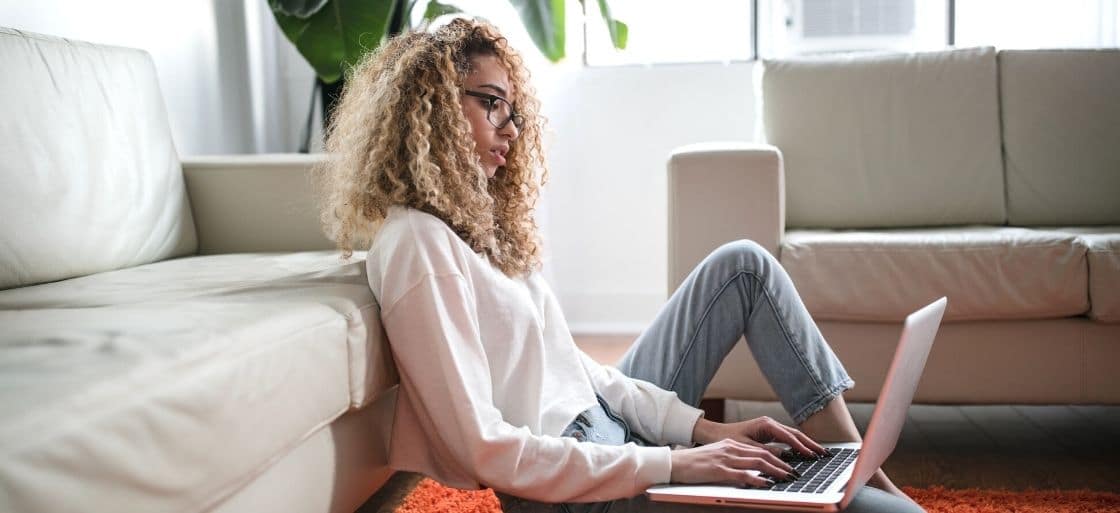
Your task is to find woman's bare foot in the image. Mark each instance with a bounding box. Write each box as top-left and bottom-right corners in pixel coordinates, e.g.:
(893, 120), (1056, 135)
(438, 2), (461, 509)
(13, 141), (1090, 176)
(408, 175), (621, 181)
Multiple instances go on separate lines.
(798, 395), (914, 502)
(869, 468), (910, 500)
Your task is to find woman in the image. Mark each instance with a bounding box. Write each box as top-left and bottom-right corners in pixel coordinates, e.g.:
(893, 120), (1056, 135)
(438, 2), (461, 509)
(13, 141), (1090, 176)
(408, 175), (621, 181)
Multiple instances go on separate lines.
(318, 18), (923, 513)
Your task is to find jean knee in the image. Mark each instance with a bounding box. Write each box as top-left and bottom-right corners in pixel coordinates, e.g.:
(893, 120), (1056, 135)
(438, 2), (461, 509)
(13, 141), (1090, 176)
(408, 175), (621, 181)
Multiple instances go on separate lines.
(704, 239), (773, 276)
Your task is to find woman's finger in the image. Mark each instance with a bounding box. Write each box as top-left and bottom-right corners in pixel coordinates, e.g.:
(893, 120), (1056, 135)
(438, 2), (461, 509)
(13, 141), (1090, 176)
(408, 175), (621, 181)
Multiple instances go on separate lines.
(736, 454), (798, 482)
(786, 425), (830, 456)
(757, 445), (795, 474)
(730, 442), (795, 475)
(725, 467), (779, 489)
(762, 418), (829, 457)
(736, 436), (783, 457)
(758, 419), (816, 457)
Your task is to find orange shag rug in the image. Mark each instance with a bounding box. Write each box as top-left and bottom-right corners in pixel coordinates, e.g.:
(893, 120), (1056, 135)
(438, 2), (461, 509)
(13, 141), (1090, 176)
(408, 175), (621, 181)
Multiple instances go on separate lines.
(395, 478), (1120, 513)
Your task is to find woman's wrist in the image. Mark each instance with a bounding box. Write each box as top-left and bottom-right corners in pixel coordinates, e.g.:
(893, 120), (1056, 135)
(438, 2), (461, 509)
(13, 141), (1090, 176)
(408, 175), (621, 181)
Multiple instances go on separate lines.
(691, 417), (723, 445)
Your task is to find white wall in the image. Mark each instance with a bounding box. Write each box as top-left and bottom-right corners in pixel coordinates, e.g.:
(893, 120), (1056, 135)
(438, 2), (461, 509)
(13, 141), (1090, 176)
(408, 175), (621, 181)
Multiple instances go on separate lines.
(541, 62), (757, 333)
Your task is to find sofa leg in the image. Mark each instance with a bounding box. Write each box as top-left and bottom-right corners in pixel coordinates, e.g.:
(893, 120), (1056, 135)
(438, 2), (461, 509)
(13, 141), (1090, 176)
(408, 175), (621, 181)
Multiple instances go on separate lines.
(699, 398), (725, 423)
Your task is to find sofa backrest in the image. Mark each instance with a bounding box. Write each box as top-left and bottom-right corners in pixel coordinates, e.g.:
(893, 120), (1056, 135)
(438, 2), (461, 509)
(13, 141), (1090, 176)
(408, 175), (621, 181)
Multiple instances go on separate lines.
(760, 47), (1006, 229)
(1000, 49), (1120, 226)
(0, 28), (197, 290)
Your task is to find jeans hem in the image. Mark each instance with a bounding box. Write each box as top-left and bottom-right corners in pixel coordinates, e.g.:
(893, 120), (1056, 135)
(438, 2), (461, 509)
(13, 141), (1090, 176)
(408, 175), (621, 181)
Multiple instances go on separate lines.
(789, 377), (854, 425)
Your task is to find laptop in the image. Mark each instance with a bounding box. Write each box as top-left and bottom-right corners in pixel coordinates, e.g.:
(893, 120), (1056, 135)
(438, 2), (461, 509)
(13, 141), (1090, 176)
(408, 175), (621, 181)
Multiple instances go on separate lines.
(646, 297), (947, 512)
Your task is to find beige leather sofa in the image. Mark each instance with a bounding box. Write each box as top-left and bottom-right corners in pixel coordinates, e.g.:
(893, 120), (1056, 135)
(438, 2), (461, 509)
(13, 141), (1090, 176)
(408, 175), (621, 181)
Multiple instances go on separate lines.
(0, 28), (397, 512)
(669, 47), (1120, 405)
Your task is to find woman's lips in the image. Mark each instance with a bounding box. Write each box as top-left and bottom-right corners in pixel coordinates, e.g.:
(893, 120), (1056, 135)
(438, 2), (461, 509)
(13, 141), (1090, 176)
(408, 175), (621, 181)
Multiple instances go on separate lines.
(489, 149), (506, 166)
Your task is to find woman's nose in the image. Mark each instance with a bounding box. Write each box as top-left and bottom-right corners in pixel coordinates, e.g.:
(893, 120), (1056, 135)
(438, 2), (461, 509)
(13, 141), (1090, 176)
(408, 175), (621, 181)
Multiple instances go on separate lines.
(499, 120), (520, 141)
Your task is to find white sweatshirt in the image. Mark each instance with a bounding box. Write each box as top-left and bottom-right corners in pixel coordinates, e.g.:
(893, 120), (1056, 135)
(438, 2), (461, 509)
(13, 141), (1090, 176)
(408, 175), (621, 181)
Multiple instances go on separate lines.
(364, 206), (704, 503)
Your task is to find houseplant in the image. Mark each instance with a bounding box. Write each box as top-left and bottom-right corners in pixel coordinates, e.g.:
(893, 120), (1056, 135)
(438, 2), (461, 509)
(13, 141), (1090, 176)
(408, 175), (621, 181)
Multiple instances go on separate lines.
(268, 0), (627, 151)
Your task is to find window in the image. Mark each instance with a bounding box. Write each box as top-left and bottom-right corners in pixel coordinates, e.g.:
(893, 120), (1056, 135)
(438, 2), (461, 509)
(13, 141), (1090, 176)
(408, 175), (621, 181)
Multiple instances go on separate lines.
(583, 1), (1118, 66)
(584, 0), (754, 65)
(955, 0), (1119, 49)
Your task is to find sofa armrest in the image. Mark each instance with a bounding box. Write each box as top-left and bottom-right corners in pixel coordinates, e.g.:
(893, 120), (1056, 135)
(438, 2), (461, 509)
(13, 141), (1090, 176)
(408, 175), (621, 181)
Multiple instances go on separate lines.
(667, 142), (785, 293)
(182, 154), (336, 254)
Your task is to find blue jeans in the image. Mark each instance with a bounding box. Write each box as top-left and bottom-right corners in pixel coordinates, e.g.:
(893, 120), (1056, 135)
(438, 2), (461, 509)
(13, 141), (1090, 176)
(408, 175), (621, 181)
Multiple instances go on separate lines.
(497, 241), (923, 513)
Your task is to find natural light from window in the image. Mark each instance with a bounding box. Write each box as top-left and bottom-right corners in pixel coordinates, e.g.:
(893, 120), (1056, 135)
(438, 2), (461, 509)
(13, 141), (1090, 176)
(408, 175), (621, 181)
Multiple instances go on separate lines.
(584, 0), (1118, 65)
(956, 0), (1119, 49)
(585, 0), (754, 65)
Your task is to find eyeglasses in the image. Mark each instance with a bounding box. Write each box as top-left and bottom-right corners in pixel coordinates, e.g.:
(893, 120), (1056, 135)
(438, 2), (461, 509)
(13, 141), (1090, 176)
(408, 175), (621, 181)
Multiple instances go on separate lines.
(464, 90), (525, 130)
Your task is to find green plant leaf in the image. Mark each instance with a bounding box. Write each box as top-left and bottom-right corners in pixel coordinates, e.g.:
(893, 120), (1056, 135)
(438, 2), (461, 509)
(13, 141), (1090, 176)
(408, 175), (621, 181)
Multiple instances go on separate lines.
(387, 0), (410, 36)
(596, 0), (627, 49)
(509, 0), (565, 62)
(270, 0), (398, 84)
(421, 0), (463, 24)
(268, 0), (330, 18)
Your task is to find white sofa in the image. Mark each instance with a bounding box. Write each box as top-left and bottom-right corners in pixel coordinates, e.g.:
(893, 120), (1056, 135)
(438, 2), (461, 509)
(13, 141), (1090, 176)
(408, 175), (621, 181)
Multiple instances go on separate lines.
(0, 28), (398, 512)
(669, 47), (1120, 405)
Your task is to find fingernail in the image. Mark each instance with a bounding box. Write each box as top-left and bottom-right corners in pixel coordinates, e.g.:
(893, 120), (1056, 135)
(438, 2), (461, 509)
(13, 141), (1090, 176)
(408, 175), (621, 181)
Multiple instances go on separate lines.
(762, 478), (776, 488)
(790, 469), (803, 479)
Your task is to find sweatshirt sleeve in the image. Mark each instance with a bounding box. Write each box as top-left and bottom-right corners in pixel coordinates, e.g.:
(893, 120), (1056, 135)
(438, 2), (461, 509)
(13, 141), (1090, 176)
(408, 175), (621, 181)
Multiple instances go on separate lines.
(577, 351), (704, 448)
(380, 272), (675, 503)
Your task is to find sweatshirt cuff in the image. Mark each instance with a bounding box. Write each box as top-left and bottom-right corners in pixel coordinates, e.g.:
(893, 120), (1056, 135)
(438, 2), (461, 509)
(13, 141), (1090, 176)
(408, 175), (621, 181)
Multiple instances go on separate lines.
(663, 399), (705, 446)
(634, 445), (674, 487)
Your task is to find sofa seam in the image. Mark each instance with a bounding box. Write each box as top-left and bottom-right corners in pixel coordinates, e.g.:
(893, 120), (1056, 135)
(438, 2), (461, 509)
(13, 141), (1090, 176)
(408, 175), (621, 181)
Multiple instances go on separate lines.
(996, 48), (1012, 225)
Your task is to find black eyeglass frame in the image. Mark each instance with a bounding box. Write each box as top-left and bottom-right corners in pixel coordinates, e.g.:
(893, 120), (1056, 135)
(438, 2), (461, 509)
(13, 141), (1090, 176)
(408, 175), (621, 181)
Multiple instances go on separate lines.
(463, 90), (525, 130)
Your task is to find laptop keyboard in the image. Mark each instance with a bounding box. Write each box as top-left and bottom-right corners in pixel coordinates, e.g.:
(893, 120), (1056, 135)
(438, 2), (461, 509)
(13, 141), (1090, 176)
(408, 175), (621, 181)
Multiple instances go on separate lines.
(765, 448), (859, 494)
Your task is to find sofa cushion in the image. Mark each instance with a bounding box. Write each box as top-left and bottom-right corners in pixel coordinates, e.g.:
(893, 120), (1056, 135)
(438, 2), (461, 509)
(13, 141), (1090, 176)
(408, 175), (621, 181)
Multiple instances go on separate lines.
(1057, 227), (1120, 323)
(760, 47), (1005, 229)
(1000, 49), (1120, 226)
(780, 227), (1088, 322)
(0, 252), (394, 511)
(0, 28), (197, 290)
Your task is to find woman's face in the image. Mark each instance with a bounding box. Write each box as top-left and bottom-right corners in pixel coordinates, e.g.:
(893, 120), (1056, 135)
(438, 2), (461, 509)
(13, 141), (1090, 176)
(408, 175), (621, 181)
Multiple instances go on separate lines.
(461, 54), (521, 178)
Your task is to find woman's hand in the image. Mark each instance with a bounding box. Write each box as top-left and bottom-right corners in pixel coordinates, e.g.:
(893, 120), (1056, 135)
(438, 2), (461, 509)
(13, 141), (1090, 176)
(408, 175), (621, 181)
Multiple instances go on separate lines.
(669, 438), (798, 487)
(692, 416), (830, 459)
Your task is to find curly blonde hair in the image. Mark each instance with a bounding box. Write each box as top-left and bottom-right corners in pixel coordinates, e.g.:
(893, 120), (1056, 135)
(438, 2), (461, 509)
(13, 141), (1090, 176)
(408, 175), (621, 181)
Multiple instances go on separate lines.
(316, 18), (548, 278)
